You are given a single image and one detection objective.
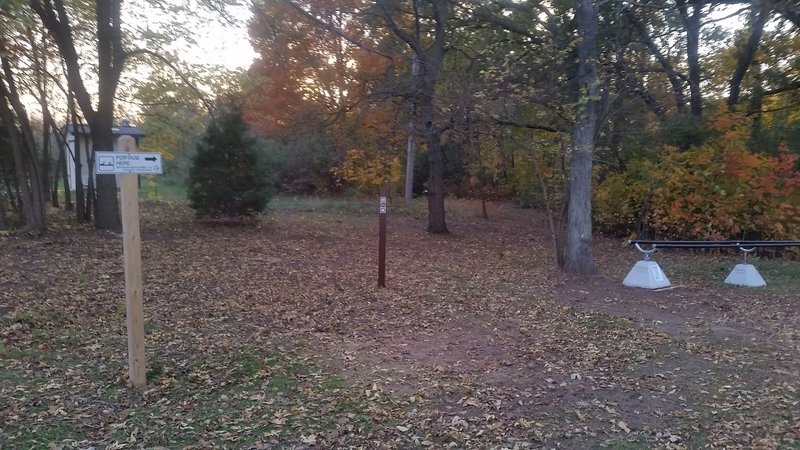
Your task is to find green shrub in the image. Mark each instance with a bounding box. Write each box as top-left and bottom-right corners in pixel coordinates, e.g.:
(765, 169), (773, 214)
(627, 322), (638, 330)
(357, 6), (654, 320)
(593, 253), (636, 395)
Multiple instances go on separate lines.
(187, 100), (271, 218)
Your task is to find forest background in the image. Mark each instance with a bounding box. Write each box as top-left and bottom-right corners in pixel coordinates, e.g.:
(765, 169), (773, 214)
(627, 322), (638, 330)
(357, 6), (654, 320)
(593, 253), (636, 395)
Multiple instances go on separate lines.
(2, 0), (800, 256)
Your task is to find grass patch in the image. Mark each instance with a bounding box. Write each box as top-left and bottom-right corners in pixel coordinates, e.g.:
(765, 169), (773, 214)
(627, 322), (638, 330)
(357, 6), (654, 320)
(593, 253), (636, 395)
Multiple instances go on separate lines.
(269, 195), (375, 216)
(653, 251), (800, 294)
(5, 422), (76, 449)
(139, 178), (187, 203)
(2, 341), (387, 448)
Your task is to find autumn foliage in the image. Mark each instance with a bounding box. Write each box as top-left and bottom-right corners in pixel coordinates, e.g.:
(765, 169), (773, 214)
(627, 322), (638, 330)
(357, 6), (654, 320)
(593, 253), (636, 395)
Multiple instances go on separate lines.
(594, 114), (800, 240)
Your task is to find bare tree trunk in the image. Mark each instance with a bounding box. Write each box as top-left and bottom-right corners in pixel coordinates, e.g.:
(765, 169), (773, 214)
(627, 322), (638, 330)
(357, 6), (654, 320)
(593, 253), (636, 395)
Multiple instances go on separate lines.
(60, 134), (72, 211)
(404, 53), (418, 201)
(378, 0), (449, 233)
(71, 119), (86, 222)
(1, 83), (41, 234)
(31, 0), (123, 230)
(2, 174), (19, 213)
(624, 9), (687, 115)
(747, 63), (765, 149)
(42, 123), (52, 206)
(0, 190), (6, 229)
(84, 135), (95, 223)
(532, 143), (561, 267)
(564, 0), (599, 275)
(45, 116), (70, 209)
(0, 162), (7, 229)
(1, 55), (47, 232)
(478, 163), (488, 220)
(728, 5), (768, 110)
(676, 0), (703, 118)
(423, 0), (448, 234)
(51, 141), (61, 207)
(422, 99), (447, 233)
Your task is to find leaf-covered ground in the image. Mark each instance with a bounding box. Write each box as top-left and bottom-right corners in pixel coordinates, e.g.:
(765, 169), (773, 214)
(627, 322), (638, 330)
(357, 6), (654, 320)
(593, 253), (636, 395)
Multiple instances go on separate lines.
(1, 197), (798, 449)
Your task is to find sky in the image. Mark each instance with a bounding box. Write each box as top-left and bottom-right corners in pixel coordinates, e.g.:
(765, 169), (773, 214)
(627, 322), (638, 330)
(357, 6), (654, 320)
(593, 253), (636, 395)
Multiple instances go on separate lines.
(178, 2), (257, 71)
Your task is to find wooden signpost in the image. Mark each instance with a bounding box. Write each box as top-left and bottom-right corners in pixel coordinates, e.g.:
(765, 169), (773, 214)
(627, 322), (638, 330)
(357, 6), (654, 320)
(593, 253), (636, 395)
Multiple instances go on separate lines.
(96, 136), (162, 388)
(378, 186), (387, 288)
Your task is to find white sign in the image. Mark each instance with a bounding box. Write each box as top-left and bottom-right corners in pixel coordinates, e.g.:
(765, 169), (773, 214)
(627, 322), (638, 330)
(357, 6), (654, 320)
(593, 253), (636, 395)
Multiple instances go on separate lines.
(95, 151), (163, 174)
(379, 197), (387, 214)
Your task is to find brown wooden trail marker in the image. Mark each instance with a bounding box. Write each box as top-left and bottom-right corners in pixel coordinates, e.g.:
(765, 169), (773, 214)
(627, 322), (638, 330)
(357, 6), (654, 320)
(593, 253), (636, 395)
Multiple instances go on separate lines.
(378, 186), (387, 288)
(96, 136), (162, 388)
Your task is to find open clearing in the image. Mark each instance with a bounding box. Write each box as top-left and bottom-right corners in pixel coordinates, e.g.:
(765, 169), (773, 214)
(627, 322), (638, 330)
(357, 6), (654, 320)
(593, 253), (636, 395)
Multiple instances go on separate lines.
(1, 198), (799, 449)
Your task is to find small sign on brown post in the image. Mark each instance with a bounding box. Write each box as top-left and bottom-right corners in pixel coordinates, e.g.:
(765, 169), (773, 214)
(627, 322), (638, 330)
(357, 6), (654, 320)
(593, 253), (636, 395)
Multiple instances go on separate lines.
(378, 186), (388, 288)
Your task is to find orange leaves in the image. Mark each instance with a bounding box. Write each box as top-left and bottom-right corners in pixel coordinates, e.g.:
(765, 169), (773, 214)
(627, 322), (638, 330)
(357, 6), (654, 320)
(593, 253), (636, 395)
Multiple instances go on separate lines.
(244, 0), (389, 138)
(595, 130), (800, 240)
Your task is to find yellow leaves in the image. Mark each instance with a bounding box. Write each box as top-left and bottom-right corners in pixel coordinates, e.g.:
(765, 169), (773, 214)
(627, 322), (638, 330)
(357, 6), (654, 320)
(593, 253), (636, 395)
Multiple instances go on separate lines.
(333, 148), (402, 194)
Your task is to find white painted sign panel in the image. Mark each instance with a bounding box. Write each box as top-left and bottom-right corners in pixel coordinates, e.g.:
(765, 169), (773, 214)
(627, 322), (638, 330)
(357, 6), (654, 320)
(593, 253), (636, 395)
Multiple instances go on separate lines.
(379, 197), (387, 214)
(95, 151), (163, 174)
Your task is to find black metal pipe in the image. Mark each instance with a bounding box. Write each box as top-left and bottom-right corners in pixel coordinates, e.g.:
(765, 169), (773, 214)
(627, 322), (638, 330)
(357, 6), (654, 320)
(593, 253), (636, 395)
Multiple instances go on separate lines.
(629, 240), (800, 249)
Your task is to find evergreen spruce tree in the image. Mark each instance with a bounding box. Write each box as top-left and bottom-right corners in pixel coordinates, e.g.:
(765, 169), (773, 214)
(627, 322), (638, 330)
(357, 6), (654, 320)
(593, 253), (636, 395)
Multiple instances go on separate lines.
(188, 101), (271, 218)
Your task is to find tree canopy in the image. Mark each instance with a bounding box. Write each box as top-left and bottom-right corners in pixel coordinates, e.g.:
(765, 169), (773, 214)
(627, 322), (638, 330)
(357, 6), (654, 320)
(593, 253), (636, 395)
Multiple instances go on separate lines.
(2, 0), (799, 271)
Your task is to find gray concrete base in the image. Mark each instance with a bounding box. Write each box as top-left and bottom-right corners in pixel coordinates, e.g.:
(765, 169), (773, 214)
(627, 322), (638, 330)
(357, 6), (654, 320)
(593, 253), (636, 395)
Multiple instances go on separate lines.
(623, 260), (671, 289)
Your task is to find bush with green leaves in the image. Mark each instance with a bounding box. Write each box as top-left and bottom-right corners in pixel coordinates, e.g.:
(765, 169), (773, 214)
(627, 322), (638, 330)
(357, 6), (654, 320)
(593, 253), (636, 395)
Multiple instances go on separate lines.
(188, 102), (271, 218)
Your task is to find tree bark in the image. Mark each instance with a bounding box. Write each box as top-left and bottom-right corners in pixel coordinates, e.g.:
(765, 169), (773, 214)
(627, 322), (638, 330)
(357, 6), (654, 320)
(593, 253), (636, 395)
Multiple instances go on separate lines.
(0, 188), (6, 229)
(1, 55), (47, 228)
(93, 0), (124, 230)
(676, 0), (703, 118)
(60, 135), (73, 211)
(422, 0), (448, 234)
(31, 0), (123, 230)
(51, 141), (62, 207)
(624, 9), (687, 115)
(0, 82), (43, 234)
(377, 0), (449, 233)
(404, 53), (418, 201)
(422, 100), (447, 233)
(564, 0), (599, 275)
(728, 5), (768, 111)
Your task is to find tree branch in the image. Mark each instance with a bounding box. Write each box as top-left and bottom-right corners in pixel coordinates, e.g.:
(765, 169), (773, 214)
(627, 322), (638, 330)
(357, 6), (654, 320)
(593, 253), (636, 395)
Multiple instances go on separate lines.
(494, 118), (565, 133)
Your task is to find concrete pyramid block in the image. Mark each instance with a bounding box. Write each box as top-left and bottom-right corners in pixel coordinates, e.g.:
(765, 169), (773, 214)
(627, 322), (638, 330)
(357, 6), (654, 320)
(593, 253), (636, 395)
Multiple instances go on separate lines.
(724, 264), (766, 287)
(623, 260), (671, 289)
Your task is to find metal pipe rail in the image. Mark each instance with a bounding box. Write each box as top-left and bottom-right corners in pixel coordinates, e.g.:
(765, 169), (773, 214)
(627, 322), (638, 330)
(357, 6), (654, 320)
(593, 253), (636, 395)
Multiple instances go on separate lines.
(623, 239), (800, 288)
(629, 240), (800, 249)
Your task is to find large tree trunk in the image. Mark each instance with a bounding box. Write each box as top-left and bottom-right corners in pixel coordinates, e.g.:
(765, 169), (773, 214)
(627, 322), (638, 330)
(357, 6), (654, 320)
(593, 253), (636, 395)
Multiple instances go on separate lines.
(421, 100), (447, 233)
(31, 0), (124, 231)
(564, 0), (599, 275)
(91, 115), (119, 230)
(378, 0), (449, 233)
(728, 6), (768, 110)
(92, 0), (122, 230)
(423, 0), (448, 234)
(676, 0), (703, 119)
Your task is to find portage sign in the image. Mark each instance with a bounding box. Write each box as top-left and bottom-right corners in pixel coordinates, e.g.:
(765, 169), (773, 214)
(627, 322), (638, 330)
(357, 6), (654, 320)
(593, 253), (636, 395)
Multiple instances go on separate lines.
(95, 151), (163, 174)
